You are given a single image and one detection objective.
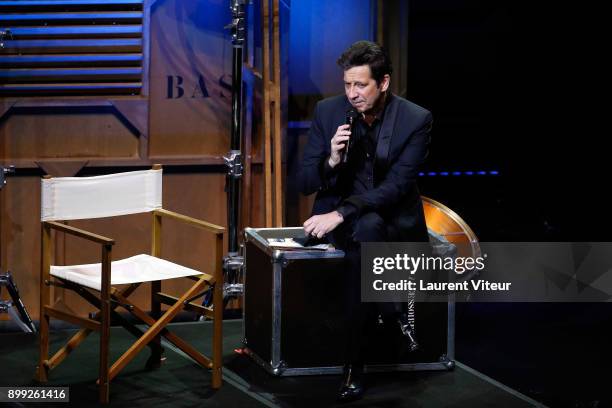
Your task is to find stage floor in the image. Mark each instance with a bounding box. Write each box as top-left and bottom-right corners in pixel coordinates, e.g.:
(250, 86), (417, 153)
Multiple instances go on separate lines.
(0, 320), (544, 407)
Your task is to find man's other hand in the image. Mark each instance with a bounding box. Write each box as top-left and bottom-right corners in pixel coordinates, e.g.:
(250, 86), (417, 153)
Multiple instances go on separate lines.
(303, 211), (344, 238)
(329, 124), (351, 168)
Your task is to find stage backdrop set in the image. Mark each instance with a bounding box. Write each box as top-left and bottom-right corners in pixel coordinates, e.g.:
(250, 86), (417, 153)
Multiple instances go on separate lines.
(0, 0), (459, 378)
(0, 0), (384, 329)
(0, 0), (277, 323)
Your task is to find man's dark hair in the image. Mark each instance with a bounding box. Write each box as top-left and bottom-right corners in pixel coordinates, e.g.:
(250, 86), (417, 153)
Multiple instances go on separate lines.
(337, 41), (393, 85)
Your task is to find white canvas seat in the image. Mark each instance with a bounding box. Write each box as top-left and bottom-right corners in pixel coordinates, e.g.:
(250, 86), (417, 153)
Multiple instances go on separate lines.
(50, 254), (202, 291)
(36, 165), (224, 404)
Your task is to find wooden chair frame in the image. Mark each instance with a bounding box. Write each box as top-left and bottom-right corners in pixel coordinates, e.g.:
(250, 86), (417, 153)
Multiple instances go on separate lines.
(35, 167), (225, 404)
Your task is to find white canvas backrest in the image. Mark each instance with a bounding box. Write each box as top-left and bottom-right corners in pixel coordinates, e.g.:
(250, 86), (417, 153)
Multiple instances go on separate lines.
(41, 169), (163, 221)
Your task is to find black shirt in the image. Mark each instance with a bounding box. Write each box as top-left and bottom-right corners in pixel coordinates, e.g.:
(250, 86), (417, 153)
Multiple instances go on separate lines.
(322, 97), (389, 222)
(348, 114), (382, 195)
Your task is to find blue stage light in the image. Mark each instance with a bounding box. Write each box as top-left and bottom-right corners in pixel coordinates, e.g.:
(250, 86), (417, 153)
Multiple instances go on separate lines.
(418, 170), (500, 177)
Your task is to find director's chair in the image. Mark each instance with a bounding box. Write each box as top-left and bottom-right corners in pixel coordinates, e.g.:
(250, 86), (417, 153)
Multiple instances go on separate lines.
(35, 165), (224, 403)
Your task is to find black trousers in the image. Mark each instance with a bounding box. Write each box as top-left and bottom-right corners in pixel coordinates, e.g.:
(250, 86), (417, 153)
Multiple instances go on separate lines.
(329, 212), (404, 365)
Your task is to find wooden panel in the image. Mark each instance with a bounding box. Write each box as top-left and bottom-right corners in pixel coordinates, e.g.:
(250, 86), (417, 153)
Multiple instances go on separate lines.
(0, 54), (143, 68)
(8, 26), (142, 39)
(248, 165), (266, 228)
(147, 0), (231, 157)
(0, 1), (143, 9)
(0, 12), (144, 25)
(0, 83), (142, 96)
(0, 0), (145, 97)
(0, 0), (267, 322)
(1, 68), (142, 83)
(0, 177), (41, 322)
(1, 39), (143, 54)
(0, 110), (139, 160)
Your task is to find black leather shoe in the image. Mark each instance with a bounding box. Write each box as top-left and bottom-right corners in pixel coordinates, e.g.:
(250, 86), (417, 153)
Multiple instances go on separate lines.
(338, 363), (364, 402)
(398, 313), (420, 352)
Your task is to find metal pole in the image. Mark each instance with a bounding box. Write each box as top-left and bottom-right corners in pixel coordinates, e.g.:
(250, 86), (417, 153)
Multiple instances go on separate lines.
(220, 0), (248, 305)
(225, 0), (246, 255)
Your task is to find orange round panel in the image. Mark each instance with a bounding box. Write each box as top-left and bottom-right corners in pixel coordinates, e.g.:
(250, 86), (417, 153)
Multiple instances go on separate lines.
(422, 196), (480, 259)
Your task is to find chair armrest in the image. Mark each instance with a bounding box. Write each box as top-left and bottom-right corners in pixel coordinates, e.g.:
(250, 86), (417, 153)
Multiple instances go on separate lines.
(154, 209), (225, 235)
(44, 221), (115, 245)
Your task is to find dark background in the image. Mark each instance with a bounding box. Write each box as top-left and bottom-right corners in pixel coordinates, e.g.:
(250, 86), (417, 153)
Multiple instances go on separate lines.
(405, 2), (610, 407)
(408, 0), (608, 243)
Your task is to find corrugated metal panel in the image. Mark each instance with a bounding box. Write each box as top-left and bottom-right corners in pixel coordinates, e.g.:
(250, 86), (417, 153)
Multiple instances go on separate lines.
(0, 0), (144, 97)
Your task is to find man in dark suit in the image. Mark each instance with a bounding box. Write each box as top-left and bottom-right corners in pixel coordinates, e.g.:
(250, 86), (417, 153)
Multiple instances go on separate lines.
(298, 40), (432, 402)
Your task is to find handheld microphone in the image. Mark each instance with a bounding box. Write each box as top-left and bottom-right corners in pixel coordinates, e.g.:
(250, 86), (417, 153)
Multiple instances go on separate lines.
(342, 108), (360, 164)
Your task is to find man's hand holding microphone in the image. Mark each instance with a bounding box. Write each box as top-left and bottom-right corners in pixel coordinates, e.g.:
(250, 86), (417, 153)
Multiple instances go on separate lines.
(303, 122), (348, 237)
(328, 123), (352, 168)
(304, 109), (359, 238)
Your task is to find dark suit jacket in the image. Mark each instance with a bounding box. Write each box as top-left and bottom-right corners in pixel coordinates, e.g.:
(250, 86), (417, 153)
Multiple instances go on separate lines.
(298, 93), (432, 242)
